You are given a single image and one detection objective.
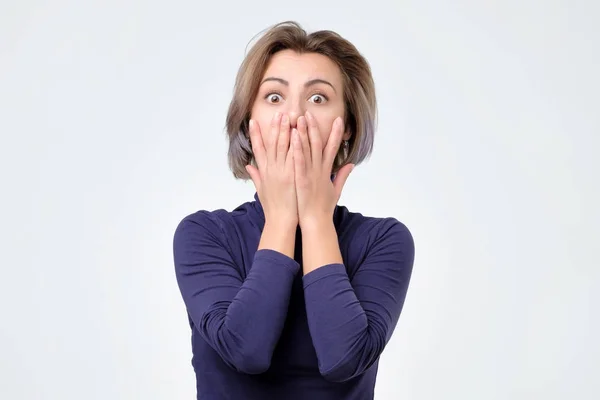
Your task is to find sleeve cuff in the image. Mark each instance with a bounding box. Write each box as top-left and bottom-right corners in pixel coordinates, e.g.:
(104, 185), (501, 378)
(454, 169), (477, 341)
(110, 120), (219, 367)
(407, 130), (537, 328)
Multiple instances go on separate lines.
(253, 248), (301, 275)
(302, 263), (346, 288)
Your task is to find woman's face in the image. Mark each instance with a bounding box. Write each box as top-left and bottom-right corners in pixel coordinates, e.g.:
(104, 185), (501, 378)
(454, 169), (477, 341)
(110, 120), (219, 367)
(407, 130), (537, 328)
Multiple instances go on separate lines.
(250, 49), (349, 151)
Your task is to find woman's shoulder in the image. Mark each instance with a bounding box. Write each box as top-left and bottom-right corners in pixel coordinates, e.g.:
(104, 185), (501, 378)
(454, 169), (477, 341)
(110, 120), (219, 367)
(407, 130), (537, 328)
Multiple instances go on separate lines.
(176, 207), (229, 229)
(336, 205), (412, 244)
(172, 207), (234, 246)
(334, 206), (414, 275)
(173, 199), (257, 244)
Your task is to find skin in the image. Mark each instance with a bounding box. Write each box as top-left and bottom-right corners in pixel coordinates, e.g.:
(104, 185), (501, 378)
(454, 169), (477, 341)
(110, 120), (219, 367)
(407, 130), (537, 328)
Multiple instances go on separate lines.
(245, 50), (355, 274)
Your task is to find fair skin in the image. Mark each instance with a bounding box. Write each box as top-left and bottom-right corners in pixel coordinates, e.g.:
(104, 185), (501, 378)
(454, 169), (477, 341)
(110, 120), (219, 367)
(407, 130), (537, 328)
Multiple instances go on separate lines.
(245, 50), (355, 274)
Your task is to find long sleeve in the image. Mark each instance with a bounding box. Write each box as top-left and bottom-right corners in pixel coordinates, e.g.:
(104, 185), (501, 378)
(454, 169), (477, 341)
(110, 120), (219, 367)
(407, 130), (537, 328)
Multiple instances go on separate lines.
(302, 218), (415, 382)
(173, 212), (300, 374)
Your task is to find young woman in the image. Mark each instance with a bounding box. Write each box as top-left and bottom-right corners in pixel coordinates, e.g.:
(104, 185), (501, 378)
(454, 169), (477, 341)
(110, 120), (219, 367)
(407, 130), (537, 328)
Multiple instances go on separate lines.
(173, 21), (415, 400)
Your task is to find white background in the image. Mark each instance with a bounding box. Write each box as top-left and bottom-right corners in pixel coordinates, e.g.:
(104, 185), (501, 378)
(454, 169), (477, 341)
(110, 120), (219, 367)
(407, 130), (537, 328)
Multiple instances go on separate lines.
(1, 1), (598, 399)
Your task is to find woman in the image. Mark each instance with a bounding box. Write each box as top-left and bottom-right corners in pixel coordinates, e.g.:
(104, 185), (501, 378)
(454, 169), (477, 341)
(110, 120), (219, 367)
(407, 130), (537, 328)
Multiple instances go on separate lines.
(173, 21), (415, 400)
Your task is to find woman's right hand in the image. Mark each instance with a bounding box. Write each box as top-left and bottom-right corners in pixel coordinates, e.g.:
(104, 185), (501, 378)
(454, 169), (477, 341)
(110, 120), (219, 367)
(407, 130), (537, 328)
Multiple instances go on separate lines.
(246, 112), (298, 229)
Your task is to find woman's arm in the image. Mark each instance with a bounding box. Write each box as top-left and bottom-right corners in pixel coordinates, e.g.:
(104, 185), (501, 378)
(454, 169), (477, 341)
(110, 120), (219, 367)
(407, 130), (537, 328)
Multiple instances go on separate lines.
(289, 112), (415, 381)
(301, 217), (415, 382)
(173, 211), (298, 374)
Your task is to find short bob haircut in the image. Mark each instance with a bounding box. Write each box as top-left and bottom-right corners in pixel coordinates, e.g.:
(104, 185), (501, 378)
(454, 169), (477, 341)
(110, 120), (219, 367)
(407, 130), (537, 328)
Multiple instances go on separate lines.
(225, 21), (377, 179)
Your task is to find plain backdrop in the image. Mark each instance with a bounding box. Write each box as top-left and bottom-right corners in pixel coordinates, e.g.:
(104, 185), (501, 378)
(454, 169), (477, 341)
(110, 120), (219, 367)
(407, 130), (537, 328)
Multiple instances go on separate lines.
(1, 1), (598, 399)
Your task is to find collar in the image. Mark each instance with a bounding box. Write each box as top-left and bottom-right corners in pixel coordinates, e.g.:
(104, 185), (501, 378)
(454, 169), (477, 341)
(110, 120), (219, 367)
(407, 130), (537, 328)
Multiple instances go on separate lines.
(250, 192), (343, 228)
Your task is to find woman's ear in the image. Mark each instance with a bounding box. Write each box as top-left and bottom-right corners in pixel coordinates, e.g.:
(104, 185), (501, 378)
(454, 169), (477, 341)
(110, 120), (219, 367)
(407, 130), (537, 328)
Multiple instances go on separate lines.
(342, 117), (352, 141)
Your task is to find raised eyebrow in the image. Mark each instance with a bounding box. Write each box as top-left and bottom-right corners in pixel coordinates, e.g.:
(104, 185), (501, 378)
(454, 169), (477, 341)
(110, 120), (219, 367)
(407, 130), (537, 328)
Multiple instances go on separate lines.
(260, 77), (288, 86)
(260, 77), (337, 93)
(305, 79), (337, 94)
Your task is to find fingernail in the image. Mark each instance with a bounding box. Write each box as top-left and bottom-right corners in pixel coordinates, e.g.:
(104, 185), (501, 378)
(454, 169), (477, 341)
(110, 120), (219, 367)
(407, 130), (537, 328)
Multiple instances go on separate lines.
(305, 111), (312, 121)
(282, 114), (289, 124)
(275, 111), (281, 119)
(249, 119), (254, 129)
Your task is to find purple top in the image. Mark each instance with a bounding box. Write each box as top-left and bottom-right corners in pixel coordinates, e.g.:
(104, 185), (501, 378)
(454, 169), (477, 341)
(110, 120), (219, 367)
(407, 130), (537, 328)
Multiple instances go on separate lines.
(173, 194), (415, 399)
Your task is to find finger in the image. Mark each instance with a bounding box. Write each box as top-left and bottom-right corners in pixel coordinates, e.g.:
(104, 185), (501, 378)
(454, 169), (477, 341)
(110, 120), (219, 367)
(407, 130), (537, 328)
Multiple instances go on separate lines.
(305, 111), (322, 167)
(245, 164), (262, 192)
(277, 113), (290, 166)
(323, 117), (345, 169)
(248, 119), (266, 170)
(297, 116), (311, 167)
(285, 133), (295, 172)
(333, 163), (354, 198)
(292, 128), (306, 178)
(267, 112), (282, 162)
(285, 130), (295, 174)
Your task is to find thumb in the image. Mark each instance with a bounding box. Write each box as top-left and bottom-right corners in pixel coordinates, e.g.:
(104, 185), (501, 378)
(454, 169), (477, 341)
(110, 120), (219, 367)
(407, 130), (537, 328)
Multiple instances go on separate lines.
(245, 164), (261, 192)
(333, 163), (354, 197)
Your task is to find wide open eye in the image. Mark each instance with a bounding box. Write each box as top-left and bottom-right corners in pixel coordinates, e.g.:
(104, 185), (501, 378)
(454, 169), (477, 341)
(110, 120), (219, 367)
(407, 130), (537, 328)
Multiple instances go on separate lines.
(265, 93), (283, 103)
(309, 94), (328, 104)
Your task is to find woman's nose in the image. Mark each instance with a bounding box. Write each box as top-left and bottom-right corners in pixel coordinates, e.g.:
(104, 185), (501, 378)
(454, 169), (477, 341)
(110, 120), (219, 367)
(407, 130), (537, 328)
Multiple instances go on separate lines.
(285, 102), (304, 129)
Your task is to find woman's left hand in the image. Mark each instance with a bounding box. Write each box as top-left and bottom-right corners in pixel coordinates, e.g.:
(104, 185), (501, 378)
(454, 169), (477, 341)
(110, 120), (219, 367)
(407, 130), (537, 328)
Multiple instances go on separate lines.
(292, 111), (355, 229)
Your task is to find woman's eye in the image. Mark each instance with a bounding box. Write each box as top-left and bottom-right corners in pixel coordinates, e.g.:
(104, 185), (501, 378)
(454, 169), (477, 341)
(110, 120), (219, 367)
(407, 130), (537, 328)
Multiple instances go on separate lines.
(309, 94), (327, 104)
(266, 93), (282, 103)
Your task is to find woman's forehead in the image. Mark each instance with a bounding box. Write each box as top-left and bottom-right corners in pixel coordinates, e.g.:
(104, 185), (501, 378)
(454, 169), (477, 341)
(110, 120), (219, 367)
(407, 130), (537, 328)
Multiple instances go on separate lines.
(262, 50), (343, 83)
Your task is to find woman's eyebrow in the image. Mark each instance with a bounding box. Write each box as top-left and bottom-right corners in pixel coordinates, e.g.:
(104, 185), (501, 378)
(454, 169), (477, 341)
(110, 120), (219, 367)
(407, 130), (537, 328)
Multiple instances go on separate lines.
(260, 77), (337, 93)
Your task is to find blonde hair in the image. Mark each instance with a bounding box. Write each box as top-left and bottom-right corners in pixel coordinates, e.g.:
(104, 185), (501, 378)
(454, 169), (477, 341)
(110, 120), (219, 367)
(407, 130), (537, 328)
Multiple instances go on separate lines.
(225, 21), (377, 179)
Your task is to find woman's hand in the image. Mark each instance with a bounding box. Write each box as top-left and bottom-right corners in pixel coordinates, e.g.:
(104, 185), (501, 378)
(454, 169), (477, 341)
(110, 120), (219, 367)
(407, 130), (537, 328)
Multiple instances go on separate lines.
(292, 111), (354, 229)
(246, 112), (298, 228)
